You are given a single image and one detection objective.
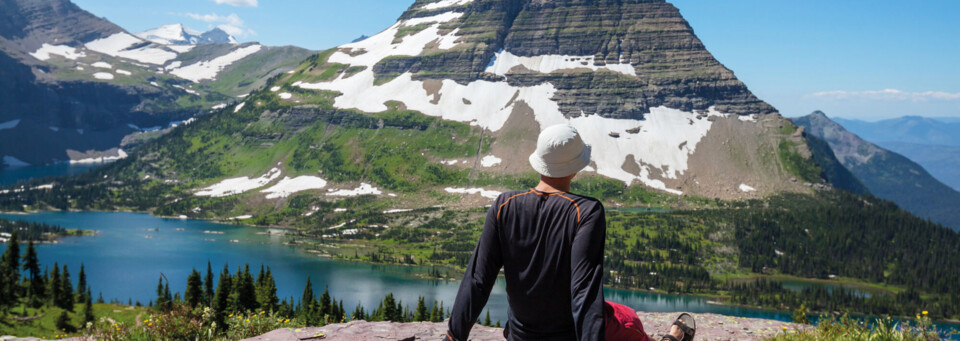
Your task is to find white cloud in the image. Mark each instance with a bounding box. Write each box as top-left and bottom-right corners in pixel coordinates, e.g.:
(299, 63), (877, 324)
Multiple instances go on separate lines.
(183, 12), (255, 38)
(213, 0), (258, 7)
(807, 89), (960, 102)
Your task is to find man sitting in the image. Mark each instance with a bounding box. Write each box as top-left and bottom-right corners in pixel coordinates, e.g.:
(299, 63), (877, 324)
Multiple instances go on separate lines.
(444, 124), (696, 341)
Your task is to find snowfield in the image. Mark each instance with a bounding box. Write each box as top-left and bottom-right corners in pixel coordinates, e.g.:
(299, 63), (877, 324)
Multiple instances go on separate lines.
(93, 72), (114, 80)
(480, 155), (502, 167)
(422, 0), (473, 10)
(327, 183), (382, 197)
(260, 176), (328, 199)
(2, 156), (30, 168)
(85, 32), (177, 65)
(30, 44), (85, 61)
(70, 149), (128, 164)
(195, 167), (282, 197)
(444, 187), (502, 200)
(170, 45), (263, 82)
(91, 61), (112, 69)
(485, 50), (637, 77)
(116, 69), (132, 76)
(739, 184), (757, 192)
(0, 120), (20, 131)
(278, 92), (292, 99)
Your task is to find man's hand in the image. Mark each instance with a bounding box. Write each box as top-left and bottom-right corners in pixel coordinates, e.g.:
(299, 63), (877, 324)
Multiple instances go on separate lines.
(443, 331), (459, 341)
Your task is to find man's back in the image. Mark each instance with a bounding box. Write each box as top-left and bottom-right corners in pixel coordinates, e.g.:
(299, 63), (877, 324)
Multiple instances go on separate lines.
(447, 188), (607, 341)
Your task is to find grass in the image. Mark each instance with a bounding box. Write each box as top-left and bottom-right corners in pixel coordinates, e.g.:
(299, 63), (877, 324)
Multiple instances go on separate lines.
(767, 315), (945, 341)
(0, 303), (145, 339)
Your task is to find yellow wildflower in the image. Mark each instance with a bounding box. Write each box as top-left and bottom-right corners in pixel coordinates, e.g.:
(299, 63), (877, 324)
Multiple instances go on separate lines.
(916, 315), (921, 319)
(260, 311), (265, 314)
(922, 310), (929, 315)
(782, 326), (788, 331)
(228, 314), (233, 317)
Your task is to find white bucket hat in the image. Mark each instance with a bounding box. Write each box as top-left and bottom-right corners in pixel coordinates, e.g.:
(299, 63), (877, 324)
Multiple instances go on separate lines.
(528, 124), (592, 178)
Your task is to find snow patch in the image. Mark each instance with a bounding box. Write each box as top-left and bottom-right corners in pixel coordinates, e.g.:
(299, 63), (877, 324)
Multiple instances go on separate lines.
(485, 50), (636, 77)
(440, 160), (459, 166)
(167, 45), (195, 53)
(480, 155), (502, 167)
(195, 167), (282, 197)
(30, 44), (85, 61)
(738, 115), (756, 122)
(234, 102), (246, 113)
(334, 208), (348, 213)
(278, 92), (292, 99)
(421, 0), (473, 10)
(444, 187), (501, 199)
(2, 156), (30, 168)
(270, 86), (281, 92)
(91, 61), (113, 69)
(327, 183), (382, 197)
(70, 149), (128, 164)
(382, 209), (413, 214)
(169, 44), (262, 82)
(0, 120), (20, 131)
(260, 176), (328, 199)
(436, 28), (462, 50)
(211, 103), (228, 110)
(116, 69), (132, 76)
(739, 184), (756, 192)
(92, 72), (114, 80)
(84, 32), (177, 65)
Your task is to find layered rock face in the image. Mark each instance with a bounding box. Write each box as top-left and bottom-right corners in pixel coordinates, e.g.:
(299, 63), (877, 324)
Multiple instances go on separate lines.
(296, 0), (811, 197)
(385, 0), (775, 119)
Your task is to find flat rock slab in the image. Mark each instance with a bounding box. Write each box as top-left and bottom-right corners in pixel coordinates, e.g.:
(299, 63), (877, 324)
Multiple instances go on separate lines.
(246, 313), (811, 341)
(638, 312), (811, 341)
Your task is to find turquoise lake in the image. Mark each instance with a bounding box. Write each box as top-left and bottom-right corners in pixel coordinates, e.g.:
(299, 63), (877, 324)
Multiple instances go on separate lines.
(1, 211), (957, 338)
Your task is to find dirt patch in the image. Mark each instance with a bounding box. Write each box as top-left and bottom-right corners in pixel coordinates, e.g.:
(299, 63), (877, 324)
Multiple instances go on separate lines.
(486, 101), (540, 174)
(422, 79), (442, 105)
(663, 114), (811, 200)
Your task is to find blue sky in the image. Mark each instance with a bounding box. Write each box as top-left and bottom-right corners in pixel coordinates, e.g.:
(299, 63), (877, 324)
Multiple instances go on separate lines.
(73, 0), (959, 121)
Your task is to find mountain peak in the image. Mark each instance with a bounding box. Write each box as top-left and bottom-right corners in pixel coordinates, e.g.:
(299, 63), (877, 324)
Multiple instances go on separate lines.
(137, 24), (237, 45)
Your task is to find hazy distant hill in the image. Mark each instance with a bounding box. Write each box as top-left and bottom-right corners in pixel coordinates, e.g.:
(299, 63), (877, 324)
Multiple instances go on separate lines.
(795, 111), (960, 230)
(834, 116), (960, 191)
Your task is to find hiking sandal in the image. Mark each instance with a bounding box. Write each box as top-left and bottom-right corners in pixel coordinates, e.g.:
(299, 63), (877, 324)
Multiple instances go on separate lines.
(660, 313), (696, 341)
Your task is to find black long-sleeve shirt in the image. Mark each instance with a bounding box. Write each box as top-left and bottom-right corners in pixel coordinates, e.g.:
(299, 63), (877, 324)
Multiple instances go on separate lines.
(448, 188), (606, 341)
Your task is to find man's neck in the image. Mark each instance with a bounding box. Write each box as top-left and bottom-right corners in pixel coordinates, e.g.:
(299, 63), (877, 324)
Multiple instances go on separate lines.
(535, 176), (572, 193)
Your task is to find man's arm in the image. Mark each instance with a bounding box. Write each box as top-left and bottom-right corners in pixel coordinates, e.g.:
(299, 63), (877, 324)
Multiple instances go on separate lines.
(447, 199), (504, 340)
(570, 204), (606, 341)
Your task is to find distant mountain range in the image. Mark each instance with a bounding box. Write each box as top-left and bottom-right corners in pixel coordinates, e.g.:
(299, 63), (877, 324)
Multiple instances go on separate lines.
(834, 116), (960, 191)
(834, 116), (960, 147)
(794, 111), (960, 230)
(137, 24), (238, 45)
(0, 0), (314, 167)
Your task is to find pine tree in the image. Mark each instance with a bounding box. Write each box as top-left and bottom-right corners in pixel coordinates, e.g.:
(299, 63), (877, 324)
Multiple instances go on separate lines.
(76, 263), (87, 303)
(382, 293), (398, 322)
(22, 239), (44, 306)
(0, 231), (20, 307)
(256, 267), (279, 313)
(155, 276), (168, 311)
(230, 264), (257, 312)
(83, 289), (95, 326)
(483, 311), (491, 326)
(204, 261), (214, 307)
(213, 265), (233, 330)
(319, 286), (331, 320)
(185, 269), (203, 308)
(429, 300), (440, 322)
(60, 265), (74, 311)
(300, 276), (315, 313)
(97, 292), (104, 304)
(55, 310), (74, 333)
(164, 282), (172, 310)
(352, 303), (365, 321)
(415, 297), (428, 322)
